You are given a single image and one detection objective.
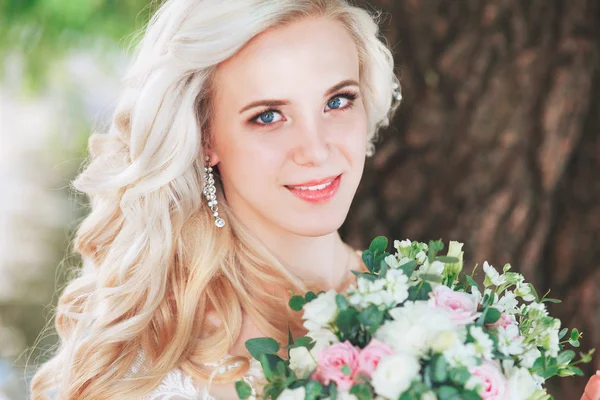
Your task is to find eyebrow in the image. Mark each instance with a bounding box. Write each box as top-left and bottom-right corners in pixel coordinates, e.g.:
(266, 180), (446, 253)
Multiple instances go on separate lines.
(238, 79), (360, 115)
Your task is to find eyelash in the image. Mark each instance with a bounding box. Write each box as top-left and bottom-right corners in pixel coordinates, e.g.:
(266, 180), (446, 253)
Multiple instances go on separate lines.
(248, 91), (359, 126)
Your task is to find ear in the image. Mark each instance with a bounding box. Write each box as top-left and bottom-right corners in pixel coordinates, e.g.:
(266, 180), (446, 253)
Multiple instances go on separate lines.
(203, 148), (220, 166)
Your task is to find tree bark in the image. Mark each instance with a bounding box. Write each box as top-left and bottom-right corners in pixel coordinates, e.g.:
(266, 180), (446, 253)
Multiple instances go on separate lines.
(342, 1), (600, 397)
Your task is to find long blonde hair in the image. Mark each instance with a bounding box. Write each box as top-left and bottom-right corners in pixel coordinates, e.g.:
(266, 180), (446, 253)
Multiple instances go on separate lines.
(30, 0), (400, 398)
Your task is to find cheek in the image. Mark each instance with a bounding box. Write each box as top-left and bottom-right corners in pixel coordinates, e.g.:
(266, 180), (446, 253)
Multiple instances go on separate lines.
(218, 138), (283, 190)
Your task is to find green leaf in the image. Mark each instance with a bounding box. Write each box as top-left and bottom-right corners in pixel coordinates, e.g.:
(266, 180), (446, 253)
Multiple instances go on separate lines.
(349, 383), (372, 400)
(336, 294), (349, 311)
(379, 258), (389, 277)
(369, 236), (388, 254)
(283, 336), (315, 351)
(567, 366), (584, 376)
(528, 283), (540, 303)
(435, 256), (460, 263)
(287, 324), (294, 347)
(437, 385), (460, 399)
(336, 308), (359, 333)
(357, 305), (384, 332)
(289, 295), (305, 311)
(419, 273), (443, 283)
(569, 339), (580, 348)
(399, 260), (417, 277)
(541, 298), (562, 304)
(408, 282), (433, 301)
(235, 380), (253, 399)
(245, 337), (280, 360)
(570, 328), (580, 341)
(483, 307), (501, 325)
(558, 328), (568, 340)
(351, 271), (378, 281)
(306, 380), (324, 400)
(557, 350), (576, 365)
(460, 389), (482, 400)
(466, 275), (479, 289)
(448, 367), (471, 386)
(328, 381), (338, 400)
(305, 291), (318, 302)
(362, 251), (375, 272)
(431, 355), (448, 383)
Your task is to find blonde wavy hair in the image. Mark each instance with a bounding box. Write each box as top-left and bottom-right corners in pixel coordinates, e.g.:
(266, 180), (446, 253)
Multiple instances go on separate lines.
(30, 0), (400, 398)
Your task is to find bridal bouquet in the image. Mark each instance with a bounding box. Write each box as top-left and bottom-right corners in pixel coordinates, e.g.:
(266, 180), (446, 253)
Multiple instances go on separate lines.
(236, 237), (594, 400)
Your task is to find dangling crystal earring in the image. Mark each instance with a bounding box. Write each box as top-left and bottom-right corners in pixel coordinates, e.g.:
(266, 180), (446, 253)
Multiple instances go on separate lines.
(392, 82), (402, 101)
(203, 156), (225, 228)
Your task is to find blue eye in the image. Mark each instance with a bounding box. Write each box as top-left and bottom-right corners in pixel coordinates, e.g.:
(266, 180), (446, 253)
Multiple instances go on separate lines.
(259, 111), (275, 124)
(249, 91), (359, 127)
(327, 97), (342, 109)
(252, 110), (283, 125)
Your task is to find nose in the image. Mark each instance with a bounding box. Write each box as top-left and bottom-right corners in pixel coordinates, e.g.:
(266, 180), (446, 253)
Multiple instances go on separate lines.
(291, 119), (330, 167)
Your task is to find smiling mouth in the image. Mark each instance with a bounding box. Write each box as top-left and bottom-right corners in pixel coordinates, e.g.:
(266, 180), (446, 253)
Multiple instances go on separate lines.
(284, 174), (342, 203)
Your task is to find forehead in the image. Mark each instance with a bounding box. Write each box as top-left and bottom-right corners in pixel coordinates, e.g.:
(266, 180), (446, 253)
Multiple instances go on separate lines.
(213, 16), (360, 101)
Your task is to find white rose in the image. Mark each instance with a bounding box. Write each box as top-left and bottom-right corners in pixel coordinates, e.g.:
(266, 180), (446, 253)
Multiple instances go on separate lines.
(505, 367), (541, 400)
(376, 302), (454, 356)
(289, 329), (339, 378)
(277, 387), (305, 400)
(302, 290), (338, 331)
(288, 347), (316, 379)
(371, 353), (420, 399)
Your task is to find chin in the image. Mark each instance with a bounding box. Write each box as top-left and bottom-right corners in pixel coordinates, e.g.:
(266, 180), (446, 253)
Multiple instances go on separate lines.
(284, 207), (350, 237)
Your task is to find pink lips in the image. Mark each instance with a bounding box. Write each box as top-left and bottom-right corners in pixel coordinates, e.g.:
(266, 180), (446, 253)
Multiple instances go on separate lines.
(285, 174), (342, 203)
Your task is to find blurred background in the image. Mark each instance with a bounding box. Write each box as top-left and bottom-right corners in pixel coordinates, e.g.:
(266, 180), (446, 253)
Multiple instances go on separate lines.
(0, 0), (598, 399)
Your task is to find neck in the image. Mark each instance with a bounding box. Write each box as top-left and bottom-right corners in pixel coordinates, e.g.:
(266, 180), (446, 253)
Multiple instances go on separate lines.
(232, 208), (353, 291)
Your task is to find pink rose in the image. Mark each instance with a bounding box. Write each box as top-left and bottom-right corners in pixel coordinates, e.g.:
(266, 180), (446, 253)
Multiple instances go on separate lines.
(356, 339), (395, 378)
(429, 285), (479, 326)
(490, 313), (516, 329)
(312, 341), (360, 391)
(470, 360), (507, 400)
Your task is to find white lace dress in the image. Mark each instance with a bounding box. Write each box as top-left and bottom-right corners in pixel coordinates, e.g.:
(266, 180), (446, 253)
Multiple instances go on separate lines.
(129, 352), (264, 400)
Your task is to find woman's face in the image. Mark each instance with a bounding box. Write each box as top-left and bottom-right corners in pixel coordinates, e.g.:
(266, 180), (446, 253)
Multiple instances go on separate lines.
(210, 16), (368, 237)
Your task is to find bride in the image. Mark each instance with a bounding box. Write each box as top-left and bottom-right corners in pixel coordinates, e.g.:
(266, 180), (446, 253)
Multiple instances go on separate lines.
(30, 0), (600, 399)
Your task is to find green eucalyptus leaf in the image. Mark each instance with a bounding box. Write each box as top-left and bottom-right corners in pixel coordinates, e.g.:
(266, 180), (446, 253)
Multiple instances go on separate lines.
(435, 256), (460, 263)
(431, 355), (448, 383)
(336, 294), (349, 311)
(408, 282), (432, 301)
(483, 307), (501, 324)
(557, 350), (576, 365)
(362, 251), (375, 272)
(235, 380), (253, 399)
(336, 308), (359, 333)
(289, 295), (305, 311)
(570, 328), (580, 341)
(466, 275), (479, 289)
(349, 383), (372, 400)
(369, 236), (388, 254)
(419, 273), (443, 283)
(283, 336), (315, 350)
(541, 298), (562, 304)
(558, 328), (569, 340)
(305, 291), (318, 302)
(399, 260), (417, 278)
(246, 337), (280, 360)
(437, 385), (460, 400)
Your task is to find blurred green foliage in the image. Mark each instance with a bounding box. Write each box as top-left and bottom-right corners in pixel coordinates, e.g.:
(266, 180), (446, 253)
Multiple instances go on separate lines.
(0, 0), (158, 90)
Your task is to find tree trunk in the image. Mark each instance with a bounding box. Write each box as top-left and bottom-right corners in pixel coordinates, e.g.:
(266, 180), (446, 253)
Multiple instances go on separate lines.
(342, 0), (600, 397)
